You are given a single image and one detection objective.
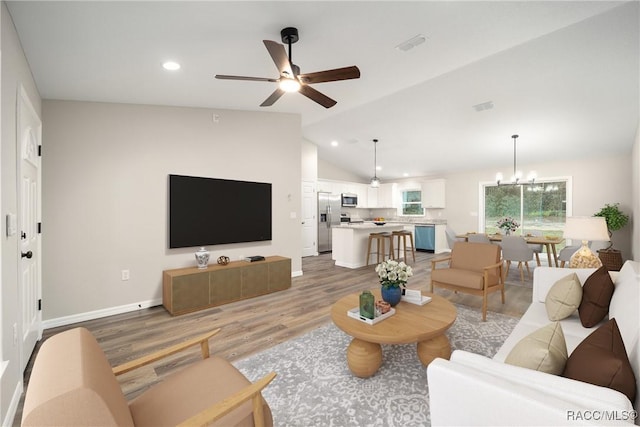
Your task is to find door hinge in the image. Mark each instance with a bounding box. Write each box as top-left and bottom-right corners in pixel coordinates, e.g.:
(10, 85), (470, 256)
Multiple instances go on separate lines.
(38, 299), (42, 311)
(37, 222), (42, 234)
(38, 145), (42, 156)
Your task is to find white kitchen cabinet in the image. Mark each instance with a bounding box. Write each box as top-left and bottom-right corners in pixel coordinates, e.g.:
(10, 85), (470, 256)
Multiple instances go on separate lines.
(367, 187), (378, 208)
(377, 183), (397, 208)
(422, 179), (446, 208)
(434, 224), (448, 253)
(316, 179), (334, 193)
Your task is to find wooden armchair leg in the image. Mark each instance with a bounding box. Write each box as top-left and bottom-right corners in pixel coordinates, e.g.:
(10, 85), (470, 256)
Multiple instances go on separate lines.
(535, 252), (541, 266)
(482, 298), (487, 321)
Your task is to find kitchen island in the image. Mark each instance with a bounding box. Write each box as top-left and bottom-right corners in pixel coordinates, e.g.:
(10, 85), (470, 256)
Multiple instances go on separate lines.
(332, 223), (405, 268)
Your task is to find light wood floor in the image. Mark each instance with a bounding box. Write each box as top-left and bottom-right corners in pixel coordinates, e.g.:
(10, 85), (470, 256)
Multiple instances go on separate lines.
(14, 251), (533, 425)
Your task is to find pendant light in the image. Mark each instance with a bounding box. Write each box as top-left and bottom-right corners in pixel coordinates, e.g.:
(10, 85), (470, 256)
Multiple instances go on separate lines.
(496, 134), (536, 186)
(370, 139), (380, 188)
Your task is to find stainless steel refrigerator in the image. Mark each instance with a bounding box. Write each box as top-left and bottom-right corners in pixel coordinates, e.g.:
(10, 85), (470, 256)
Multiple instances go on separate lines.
(318, 192), (341, 253)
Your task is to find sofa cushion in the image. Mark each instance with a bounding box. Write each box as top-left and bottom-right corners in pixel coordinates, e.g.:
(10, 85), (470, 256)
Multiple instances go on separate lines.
(129, 355), (272, 427)
(505, 322), (568, 375)
(532, 267), (596, 304)
(545, 273), (582, 321)
(562, 318), (636, 404)
(578, 266), (615, 327)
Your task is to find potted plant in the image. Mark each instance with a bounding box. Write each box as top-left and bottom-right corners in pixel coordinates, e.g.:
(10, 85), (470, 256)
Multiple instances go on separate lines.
(496, 217), (520, 235)
(375, 260), (413, 306)
(593, 203), (629, 270)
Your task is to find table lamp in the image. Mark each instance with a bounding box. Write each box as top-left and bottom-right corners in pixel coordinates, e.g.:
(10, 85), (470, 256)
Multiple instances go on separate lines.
(563, 217), (610, 268)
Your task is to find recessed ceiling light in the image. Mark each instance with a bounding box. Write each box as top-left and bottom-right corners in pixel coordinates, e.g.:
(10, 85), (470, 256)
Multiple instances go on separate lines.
(403, 173), (409, 177)
(162, 61), (181, 71)
(331, 140), (339, 147)
(376, 166), (382, 171)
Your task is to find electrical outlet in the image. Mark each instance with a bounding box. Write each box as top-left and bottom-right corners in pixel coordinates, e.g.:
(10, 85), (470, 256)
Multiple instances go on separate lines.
(13, 323), (18, 345)
(121, 270), (130, 281)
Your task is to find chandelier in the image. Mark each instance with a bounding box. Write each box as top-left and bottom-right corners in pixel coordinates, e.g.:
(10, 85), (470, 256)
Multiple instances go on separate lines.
(496, 134), (536, 186)
(370, 139), (380, 188)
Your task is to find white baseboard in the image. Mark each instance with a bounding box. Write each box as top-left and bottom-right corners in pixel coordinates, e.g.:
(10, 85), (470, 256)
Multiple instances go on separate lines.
(43, 298), (162, 329)
(2, 377), (23, 427)
(43, 270), (303, 329)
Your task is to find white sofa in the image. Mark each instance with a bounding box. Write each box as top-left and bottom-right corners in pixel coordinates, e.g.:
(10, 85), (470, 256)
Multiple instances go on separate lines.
(428, 260), (640, 426)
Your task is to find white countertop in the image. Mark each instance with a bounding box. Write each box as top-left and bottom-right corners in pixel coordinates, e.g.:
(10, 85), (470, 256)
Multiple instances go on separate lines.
(337, 223), (405, 231)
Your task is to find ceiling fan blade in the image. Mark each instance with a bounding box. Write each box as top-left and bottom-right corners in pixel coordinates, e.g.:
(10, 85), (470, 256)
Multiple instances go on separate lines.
(263, 40), (294, 77)
(298, 66), (361, 84)
(260, 88), (286, 107)
(215, 74), (278, 83)
(299, 85), (337, 109)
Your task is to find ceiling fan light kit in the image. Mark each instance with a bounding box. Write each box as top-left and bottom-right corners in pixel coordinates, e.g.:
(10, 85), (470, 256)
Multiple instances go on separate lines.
(215, 27), (360, 108)
(496, 134), (536, 186)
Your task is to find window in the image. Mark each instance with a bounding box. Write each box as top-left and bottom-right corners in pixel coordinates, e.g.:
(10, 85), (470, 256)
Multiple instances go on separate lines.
(482, 179), (570, 241)
(401, 189), (423, 215)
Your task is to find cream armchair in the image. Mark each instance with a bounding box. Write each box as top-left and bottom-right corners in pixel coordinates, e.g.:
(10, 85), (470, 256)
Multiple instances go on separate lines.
(22, 327), (275, 427)
(430, 241), (504, 321)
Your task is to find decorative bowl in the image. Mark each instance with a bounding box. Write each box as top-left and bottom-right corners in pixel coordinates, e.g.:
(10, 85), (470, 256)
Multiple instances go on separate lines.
(374, 222), (386, 226)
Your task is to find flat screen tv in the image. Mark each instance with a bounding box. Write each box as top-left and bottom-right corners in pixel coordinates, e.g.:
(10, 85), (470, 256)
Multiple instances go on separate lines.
(169, 174), (272, 248)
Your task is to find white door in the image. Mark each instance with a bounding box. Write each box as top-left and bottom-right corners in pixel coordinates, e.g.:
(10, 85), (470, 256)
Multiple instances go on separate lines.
(301, 181), (317, 257)
(18, 86), (42, 372)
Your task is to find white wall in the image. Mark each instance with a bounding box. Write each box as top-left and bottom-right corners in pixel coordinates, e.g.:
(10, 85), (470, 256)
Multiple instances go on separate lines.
(318, 157), (366, 183)
(632, 122), (639, 260)
(438, 154), (633, 260)
(1, 2), (42, 423)
(42, 100), (302, 321)
(301, 138), (317, 181)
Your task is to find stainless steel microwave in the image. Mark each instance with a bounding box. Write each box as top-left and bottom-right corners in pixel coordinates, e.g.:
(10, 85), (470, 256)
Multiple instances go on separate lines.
(341, 193), (358, 207)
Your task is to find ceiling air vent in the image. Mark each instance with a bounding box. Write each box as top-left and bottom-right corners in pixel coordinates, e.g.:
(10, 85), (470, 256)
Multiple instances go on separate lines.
(395, 34), (427, 52)
(472, 101), (494, 112)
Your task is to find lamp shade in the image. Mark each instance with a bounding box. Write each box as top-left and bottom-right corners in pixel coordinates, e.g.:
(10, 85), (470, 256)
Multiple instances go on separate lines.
(563, 217), (610, 242)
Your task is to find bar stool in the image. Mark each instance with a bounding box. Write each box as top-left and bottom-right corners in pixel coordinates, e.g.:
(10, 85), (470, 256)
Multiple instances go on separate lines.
(365, 232), (394, 266)
(392, 230), (416, 263)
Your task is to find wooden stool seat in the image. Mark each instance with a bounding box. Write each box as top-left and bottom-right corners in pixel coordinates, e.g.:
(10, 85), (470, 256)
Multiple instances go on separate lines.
(392, 230), (416, 263)
(366, 232), (394, 266)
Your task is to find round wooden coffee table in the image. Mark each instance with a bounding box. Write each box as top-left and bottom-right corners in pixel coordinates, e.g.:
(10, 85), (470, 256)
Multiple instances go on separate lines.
(331, 289), (457, 378)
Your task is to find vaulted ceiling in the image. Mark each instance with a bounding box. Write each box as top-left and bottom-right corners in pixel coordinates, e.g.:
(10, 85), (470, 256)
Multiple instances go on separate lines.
(7, 1), (639, 181)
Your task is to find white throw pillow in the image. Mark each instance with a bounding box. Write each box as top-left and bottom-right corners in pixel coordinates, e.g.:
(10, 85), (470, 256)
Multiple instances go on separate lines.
(505, 322), (568, 375)
(545, 273), (582, 321)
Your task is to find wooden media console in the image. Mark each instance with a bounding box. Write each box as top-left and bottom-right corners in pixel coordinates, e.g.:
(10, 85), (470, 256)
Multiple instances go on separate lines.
(162, 256), (291, 315)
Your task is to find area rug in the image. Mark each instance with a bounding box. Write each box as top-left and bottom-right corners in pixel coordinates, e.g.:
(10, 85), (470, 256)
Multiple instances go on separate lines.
(234, 304), (519, 427)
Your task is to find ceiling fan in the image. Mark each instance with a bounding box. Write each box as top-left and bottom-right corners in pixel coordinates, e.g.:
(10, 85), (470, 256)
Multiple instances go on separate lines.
(215, 27), (360, 109)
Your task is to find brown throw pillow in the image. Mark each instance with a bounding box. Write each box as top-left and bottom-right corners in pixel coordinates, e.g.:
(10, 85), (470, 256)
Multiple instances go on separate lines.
(578, 266), (614, 327)
(562, 318), (636, 404)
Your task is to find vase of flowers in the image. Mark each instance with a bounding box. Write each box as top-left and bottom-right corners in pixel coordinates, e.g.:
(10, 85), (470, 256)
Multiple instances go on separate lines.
(496, 217), (520, 235)
(375, 260), (413, 306)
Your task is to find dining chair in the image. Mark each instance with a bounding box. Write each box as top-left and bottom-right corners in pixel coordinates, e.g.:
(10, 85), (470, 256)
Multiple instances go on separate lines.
(445, 226), (464, 251)
(558, 242), (592, 268)
(525, 230), (543, 266)
(467, 233), (491, 244)
(501, 235), (535, 283)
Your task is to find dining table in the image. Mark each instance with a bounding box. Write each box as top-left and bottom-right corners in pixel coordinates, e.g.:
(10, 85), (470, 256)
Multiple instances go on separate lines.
(457, 233), (564, 267)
